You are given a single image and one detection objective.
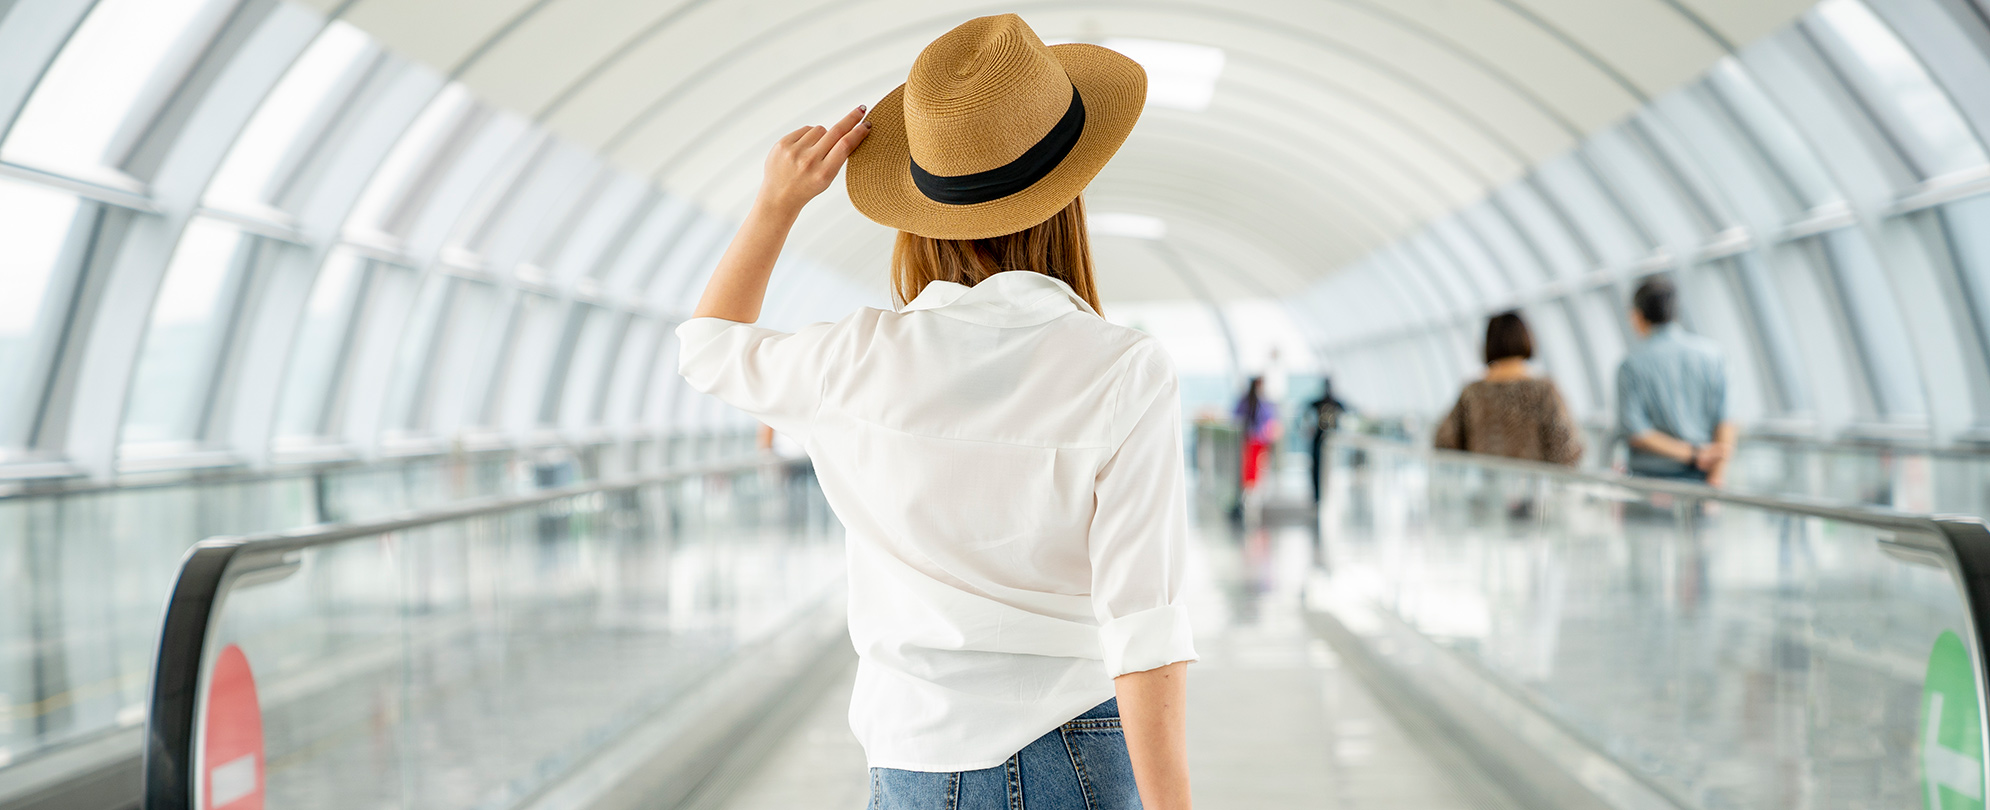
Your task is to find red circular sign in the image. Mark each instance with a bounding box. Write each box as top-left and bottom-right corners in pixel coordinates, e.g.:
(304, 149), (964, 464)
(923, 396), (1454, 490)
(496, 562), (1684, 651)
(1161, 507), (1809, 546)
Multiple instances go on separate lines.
(202, 644), (264, 810)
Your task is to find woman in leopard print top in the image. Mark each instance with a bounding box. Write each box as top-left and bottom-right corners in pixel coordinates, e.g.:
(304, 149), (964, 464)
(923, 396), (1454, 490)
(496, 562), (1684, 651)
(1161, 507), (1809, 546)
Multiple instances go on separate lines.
(1435, 311), (1583, 466)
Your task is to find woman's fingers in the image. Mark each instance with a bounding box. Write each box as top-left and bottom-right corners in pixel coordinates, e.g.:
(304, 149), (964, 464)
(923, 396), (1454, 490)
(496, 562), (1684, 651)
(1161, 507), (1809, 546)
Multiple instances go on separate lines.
(794, 125), (829, 152)
(809, 106), (868, 162)
(779, 126), (814, 146)
(823, 117), (872, 167)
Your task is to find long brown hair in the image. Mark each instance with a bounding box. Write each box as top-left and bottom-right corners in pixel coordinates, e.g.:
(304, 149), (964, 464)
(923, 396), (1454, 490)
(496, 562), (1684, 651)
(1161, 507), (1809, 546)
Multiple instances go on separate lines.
(892, 196), (1104, 314)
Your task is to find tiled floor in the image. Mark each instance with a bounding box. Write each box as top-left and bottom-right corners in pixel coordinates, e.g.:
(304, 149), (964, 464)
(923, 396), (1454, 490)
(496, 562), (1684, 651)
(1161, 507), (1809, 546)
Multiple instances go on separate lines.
(716, 469), (1506, 809)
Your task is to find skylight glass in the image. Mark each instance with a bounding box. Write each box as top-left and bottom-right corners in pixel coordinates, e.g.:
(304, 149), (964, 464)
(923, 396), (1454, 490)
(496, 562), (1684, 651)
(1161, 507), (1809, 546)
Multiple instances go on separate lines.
(3, 0), (223, 170)
(207, 22), (373, 207)
(346, 83), (475, 232)
(123, 219), (250, 445)
(1809, 0), (1985, 177)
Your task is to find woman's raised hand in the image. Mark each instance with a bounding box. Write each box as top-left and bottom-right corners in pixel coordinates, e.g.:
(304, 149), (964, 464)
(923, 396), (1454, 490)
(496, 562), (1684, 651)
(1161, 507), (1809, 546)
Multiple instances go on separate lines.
(759, 105), (871, 215)
(694, 105), (870, 323)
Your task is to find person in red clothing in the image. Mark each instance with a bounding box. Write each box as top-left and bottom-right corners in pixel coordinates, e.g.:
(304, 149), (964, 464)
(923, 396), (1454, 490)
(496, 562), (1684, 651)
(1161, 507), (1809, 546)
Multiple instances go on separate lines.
(1234, 376), (1280, 500)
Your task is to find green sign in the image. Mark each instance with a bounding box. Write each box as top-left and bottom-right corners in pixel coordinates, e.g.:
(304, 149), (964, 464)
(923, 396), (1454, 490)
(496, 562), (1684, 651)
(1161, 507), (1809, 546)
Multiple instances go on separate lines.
(1924, 630), (1985, 810)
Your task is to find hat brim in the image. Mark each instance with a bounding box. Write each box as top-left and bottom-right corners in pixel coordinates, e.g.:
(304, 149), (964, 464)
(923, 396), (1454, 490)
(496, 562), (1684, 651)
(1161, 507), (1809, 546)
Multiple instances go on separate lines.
(845, 43), (1147, 240)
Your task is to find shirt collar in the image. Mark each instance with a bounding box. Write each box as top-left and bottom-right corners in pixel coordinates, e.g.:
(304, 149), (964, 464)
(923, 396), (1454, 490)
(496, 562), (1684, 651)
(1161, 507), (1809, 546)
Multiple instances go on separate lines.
(899, 271), (1098, 328)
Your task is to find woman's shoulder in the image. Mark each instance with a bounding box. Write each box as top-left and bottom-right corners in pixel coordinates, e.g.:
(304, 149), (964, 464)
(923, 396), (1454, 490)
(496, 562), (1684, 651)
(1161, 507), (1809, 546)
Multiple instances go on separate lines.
(1056, 316), (1173, 376)
(1463, 377), (1562, 401)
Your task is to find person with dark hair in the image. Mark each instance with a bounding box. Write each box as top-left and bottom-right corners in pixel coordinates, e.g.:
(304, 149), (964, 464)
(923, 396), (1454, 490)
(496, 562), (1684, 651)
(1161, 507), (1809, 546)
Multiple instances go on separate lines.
(1434, 311), (1583, 465)
(1235, 376), (1280, 497)
(1618, 275), (1736, 485)
(1306, 376), (1349, 505)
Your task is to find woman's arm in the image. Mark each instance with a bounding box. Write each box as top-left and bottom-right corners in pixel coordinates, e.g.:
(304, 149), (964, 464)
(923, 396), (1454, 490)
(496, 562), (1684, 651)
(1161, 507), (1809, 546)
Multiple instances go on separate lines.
(1116, 662), (1191, 809)
(691, 106), (869, 323)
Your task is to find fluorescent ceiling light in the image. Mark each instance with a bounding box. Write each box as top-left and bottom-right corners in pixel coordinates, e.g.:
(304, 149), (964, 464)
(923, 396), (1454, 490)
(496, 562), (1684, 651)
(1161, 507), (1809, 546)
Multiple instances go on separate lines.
(1099, 38), (1225, 112)
(1091, 212), (1167, 240)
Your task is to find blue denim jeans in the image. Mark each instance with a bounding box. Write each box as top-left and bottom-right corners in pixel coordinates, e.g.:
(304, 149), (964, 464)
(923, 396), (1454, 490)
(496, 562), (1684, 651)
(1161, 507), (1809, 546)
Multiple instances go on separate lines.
(866, 699), (1141, 809)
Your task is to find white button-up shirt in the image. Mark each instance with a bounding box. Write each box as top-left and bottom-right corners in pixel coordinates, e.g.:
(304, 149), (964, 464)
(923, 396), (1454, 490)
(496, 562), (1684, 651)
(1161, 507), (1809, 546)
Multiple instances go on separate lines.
(676, 270), (1196, 772)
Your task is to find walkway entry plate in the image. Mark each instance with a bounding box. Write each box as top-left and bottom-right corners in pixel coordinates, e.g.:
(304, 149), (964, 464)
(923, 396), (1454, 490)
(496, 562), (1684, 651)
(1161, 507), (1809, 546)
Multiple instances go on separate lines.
(203, 644), (265, 810)
(1924, 630), (1985, 810)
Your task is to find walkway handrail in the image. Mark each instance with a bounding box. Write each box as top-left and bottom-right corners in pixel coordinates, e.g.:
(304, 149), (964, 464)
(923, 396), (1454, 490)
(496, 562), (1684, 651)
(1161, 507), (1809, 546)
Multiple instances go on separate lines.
(1332, 430), (1990, 788)
(139, 454), (809, 810)
(1335, 430), (1965, 541)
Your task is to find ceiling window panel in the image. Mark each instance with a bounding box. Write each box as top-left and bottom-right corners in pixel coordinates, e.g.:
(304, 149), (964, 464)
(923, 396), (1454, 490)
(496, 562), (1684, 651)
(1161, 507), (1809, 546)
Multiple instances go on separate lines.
(379, 273), (451, 434)
(1428, 217), (1516, 297)
(642, 332), (682, 429)
(1939, 195), (1990, 392)
(645, 214), (731, 308)
(0, 178), (85, 451)
(1534, 156), (1649, 268)
(1460, 203), (1552, 290)
(1571, 288), (1630, 386)
(1373, 248), (1460, 321)
(603, 318), (659, 429)
(1584, 126), (1714, 253)
(560, 307), (619, 430)
(3, 0), (232, 172)
(1726, 252), (1813, 416)
(1405, 234), (1489, 305)
(1703, 59), (1844, 213)
(1817, 228), (1930, 424)
(1765, 245), (1867, 427)
(462, 141), (597, 269)
(345, 82), (474, 234)
(604, 196), (693, 293)
(1652, 86), (1803, 228)
(1806, 0), (1986, 179)
(206, 22), (374, 208)
(500, 293), (562, 432)
(1678, 263), (1770, 424)
(122, 219), (255, 448)
(274, 250), (370, 440)
(1495, 185), (1592, 280)
(548, 177), (648, 284)
(424, 278), (499, 434)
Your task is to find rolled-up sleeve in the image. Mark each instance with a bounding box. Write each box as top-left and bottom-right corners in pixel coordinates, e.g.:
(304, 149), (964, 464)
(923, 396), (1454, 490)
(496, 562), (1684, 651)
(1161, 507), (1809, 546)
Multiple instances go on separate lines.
(1089, 345), (1197, 677)
(675, 315), (850, 443)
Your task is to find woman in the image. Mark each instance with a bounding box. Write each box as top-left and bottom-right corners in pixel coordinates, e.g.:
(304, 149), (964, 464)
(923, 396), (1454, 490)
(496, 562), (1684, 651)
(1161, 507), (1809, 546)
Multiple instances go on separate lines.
(675, 15), (1194, 810)
(1234, 376), (1279, 496)
(1434, 311), (1583, 466)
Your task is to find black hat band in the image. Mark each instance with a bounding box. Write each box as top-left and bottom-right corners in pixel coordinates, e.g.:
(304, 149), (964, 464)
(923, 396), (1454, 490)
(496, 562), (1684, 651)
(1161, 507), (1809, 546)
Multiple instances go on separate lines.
(909, 84), (1086, 206)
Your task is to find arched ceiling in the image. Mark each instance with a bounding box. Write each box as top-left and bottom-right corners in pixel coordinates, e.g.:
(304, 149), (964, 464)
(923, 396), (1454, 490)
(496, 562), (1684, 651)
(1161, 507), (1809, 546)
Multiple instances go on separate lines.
(295, 0), (1821, 303)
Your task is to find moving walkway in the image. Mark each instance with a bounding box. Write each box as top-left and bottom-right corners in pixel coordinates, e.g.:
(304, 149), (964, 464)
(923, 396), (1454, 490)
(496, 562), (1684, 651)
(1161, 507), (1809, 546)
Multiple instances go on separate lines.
(1313, 433), (1990, 810)
(7, 431), (1986, 810)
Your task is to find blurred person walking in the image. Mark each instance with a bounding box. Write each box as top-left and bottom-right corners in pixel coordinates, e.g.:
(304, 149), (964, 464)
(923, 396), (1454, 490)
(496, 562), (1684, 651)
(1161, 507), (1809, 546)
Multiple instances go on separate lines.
(676, 15), (1193, 810)
(1306, 377), (1349, 504)
(1617, 276), (1736, 486)
(1234, 376), (1280, 516)
(1434, 311), (1583, 466)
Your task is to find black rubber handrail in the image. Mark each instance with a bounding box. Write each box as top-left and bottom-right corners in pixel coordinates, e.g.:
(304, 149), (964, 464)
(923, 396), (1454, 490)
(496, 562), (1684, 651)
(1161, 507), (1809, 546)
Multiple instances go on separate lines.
(1334, 431), (1990, 776)
(140, 455), (807, 810)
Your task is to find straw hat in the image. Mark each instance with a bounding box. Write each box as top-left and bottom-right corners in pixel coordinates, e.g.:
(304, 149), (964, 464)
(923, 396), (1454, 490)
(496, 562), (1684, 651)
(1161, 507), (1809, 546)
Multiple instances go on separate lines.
(846, 14), (1147, 240)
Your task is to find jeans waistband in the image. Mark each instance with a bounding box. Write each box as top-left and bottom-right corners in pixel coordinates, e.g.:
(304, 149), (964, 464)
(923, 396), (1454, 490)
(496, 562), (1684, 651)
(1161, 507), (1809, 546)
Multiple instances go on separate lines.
(1071, 698), (1118, 722)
